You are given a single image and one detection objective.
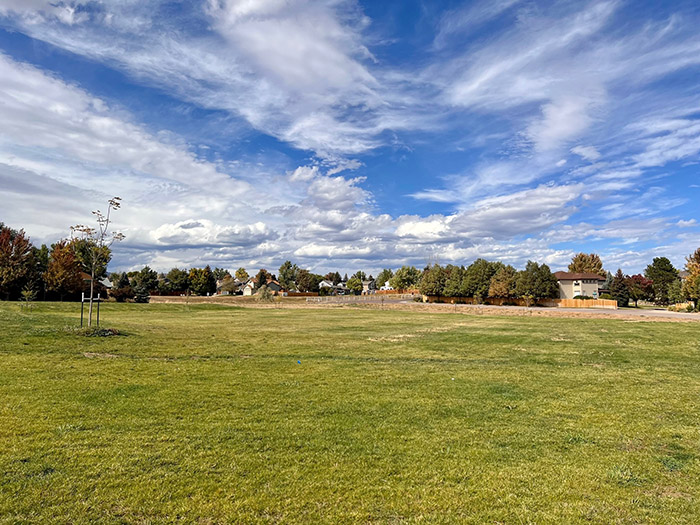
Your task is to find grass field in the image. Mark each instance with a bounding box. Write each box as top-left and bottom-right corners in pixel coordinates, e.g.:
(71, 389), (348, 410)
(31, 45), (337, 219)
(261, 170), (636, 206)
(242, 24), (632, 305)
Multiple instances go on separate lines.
(1, 302), (700, 523)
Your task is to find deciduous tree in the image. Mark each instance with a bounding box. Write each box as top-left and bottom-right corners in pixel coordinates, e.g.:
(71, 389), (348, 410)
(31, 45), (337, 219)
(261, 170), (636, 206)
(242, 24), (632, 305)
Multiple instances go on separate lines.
(235, 267), (249, 281)
(389, 266), (420, 291)
(0, 223), (33, 300)
(682, 248), (700, 310)
(568, 253), (604, 275)
(44, 240), (83, 301)
(71, 197), (124, 325)
(346, 276), (362, 295)
(375, 268), (394, 289)
(625, 274), (653, 307)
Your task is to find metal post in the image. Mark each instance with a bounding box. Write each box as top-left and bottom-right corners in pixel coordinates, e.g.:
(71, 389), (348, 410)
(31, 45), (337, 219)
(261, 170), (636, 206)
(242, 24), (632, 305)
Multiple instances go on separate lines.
(96, 293), (101, 327)
(81, 292), (84, 327)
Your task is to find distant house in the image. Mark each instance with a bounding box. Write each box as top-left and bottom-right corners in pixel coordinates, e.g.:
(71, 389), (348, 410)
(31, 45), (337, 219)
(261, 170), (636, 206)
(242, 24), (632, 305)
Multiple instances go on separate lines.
(554, 272), (606, 299)
(266, 280), (283, 293)
(318, 279), (335, 290)
(361, 279), (377, 294)
(680, 270), (690, 281)
(379, 281), (393, 291)
(242, 279), (255, 296)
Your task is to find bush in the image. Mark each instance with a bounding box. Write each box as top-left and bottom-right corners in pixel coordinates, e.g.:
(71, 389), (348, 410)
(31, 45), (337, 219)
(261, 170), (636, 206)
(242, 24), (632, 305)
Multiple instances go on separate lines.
(110, 286), (134, 302)
(573, 295), (593, 300)
(600, 293), (613, 300)
(133, 293), (150, 303)
(256, 285), (274, 302)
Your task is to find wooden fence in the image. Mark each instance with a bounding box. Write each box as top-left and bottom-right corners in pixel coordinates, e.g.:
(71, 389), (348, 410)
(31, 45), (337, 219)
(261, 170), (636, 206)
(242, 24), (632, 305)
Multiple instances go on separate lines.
(558, 298), (617, 309)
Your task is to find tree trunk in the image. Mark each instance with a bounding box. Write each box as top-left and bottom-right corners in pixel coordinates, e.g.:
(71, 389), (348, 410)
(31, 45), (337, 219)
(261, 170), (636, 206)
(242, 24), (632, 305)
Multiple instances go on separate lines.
(88, 274), (94, 327)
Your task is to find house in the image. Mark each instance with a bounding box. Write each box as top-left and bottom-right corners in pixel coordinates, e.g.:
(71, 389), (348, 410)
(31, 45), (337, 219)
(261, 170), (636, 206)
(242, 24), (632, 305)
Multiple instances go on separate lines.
(266, 280), (283, 293)
(242, 279), (255, 296)
(379, 281), (393, 291)
(554, 272), (606, 299)
(318, 279), (335, 290)
(361, 279), (376, 294)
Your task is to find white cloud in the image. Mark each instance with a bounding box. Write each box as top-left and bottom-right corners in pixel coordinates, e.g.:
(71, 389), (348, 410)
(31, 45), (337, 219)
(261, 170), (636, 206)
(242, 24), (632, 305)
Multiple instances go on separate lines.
(571, 145), (601, 161)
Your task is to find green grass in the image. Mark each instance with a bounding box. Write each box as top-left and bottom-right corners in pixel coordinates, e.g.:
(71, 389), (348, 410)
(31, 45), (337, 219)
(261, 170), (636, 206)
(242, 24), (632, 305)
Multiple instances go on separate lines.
(1, 302), (700, 523)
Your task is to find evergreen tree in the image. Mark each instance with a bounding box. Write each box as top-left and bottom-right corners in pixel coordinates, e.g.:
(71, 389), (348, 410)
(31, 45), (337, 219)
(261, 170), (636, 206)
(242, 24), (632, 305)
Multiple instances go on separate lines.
(644, 257), (678, 305)
(419, 264), (445, 296)
(462, 259), (503, 301)
(488, 265), (518, 299)
(278, 261), (299, 291)
(668, 279), (684, 305)
(442, 265), (465, 297)
(610, 269), (630, 307)
(131, 266), (159, 302)
(166, 268), (189, 292)
(189, 266), (217, 295)
(515, 261), (559, 306)
(212, 267), (231, 281)
(254, 268), (271, 290)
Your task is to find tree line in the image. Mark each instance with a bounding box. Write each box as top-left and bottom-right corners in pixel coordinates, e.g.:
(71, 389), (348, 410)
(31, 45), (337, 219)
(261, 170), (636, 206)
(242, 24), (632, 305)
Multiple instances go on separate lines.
(2, 216), (699, 310)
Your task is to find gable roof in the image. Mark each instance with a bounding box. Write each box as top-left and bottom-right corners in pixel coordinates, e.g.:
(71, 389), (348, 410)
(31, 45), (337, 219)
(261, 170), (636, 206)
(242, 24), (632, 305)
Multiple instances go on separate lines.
(554, 271), (606, 281)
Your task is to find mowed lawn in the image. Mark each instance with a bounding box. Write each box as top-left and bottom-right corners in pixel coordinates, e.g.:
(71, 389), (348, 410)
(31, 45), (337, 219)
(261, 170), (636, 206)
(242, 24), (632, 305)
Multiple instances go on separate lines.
(1, 303), (700, 523)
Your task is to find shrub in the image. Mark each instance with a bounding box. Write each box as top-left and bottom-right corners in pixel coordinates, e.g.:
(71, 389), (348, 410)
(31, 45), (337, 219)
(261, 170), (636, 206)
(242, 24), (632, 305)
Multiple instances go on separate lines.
(599, 293), (613, 300)
(573, 295), (593, 300)
(133, 293), (150, 303)
(256, 285), (274, 302)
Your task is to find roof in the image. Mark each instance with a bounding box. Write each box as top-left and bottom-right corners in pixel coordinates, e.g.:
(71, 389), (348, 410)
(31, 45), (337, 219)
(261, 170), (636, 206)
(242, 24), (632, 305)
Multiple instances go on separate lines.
(554, 271), (606, 281)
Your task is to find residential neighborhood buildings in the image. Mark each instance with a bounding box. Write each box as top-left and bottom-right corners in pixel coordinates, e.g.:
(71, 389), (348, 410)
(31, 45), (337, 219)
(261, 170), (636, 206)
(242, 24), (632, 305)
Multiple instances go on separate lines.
(554, 272), (606, 299)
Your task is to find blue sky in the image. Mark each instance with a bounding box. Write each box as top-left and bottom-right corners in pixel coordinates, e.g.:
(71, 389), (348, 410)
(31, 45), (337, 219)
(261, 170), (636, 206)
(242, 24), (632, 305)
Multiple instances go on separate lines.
(0, 0), (698, 275)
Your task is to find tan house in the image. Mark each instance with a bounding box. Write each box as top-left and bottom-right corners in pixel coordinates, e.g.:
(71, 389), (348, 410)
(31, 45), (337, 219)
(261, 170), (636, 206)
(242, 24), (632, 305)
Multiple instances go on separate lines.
(554, 272), (606, 299)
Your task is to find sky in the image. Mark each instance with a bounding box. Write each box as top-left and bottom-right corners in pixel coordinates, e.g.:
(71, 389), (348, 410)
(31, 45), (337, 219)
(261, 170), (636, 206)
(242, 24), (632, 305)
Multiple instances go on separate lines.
(0, 0), (699, 276)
